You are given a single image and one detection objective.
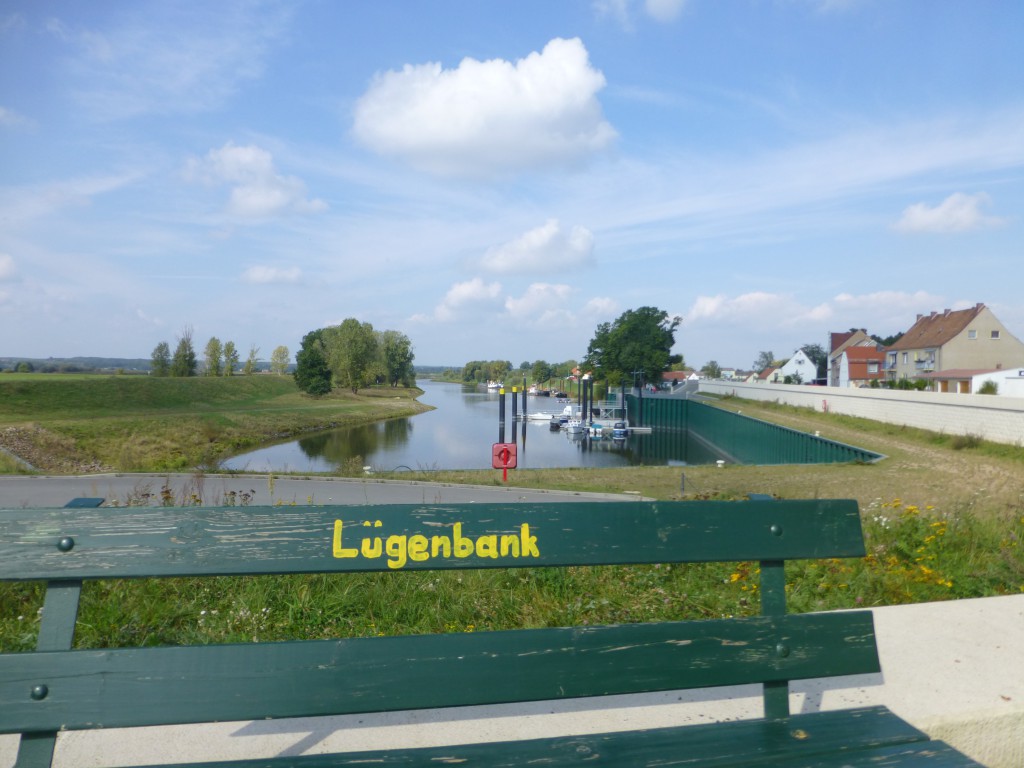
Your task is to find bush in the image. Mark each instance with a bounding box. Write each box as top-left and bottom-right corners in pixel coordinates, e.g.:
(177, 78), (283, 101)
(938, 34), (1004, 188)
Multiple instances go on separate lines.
(978, 380), (999, 395)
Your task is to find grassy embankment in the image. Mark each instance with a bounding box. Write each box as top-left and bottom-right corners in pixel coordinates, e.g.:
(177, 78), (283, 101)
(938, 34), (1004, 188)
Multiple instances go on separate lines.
(1, 379), (1022, 652)
(0, 373), (431, 473)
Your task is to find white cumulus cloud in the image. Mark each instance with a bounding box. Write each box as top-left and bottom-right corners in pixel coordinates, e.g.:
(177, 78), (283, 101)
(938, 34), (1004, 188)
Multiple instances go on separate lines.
(241, 265), (302, 284)
(893, 192), (1005, 234)
(483, 219), (595, 274)
(185, 141), (327, 218)
(419, 277), (503, 322)
(352, 38), (616, 178)
(504, 283), (574, 320)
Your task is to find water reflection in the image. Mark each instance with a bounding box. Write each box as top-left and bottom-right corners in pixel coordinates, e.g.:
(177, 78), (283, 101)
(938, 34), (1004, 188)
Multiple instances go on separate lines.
(221, 379), (729, 473)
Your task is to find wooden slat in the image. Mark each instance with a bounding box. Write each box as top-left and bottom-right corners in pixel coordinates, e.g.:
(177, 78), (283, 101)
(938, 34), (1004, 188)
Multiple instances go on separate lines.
(0, 611), (879, 733)
(125, 707), (943, 768)
(0, 499), (864, 580)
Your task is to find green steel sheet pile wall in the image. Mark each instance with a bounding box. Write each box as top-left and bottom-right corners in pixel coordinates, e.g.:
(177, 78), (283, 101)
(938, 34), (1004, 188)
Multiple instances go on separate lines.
(626, 395), (882, 466)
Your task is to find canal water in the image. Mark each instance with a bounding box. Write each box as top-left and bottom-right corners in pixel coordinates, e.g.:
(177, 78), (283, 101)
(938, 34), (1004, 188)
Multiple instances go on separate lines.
(221, 379), (726, 473)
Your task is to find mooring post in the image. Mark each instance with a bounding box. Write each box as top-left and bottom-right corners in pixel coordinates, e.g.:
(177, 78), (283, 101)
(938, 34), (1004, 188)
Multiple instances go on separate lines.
(498, 387), (506, 443)
(511, 386), (518, 422)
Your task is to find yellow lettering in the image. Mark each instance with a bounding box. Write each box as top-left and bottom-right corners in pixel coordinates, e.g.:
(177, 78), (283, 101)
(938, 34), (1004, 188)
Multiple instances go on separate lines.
(500, 533), (519, 557)
(408, 534), (429, 562)
(332, 519), (539, 566)
(385, 535), (407, 569)
(432, 535), (452, 558)
(476, 534), (498, 559)
(454, 523), (474, 558)
(332, 520), (358, 559)
(520, 524), (540, 558)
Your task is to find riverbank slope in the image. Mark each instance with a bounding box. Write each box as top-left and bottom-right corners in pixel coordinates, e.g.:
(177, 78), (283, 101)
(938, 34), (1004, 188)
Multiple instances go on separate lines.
(0, 375), (431, 473)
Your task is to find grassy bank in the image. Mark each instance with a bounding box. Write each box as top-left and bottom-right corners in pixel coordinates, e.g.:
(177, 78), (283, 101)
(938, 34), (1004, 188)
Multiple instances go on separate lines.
(0, 374), (431, 473)
(1, 387), (1022, 652)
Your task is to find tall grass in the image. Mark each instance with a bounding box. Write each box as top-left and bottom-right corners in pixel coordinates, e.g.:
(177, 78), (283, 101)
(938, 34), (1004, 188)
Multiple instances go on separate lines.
(3, 495), (1021, 653)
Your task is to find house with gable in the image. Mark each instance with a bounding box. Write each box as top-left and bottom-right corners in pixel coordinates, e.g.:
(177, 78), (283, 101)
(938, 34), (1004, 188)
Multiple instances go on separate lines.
(828, 329), (878, 386)
(774, 348), (815, 384)
(835, 346), (886, 388)
(885, 303), (1024, 389)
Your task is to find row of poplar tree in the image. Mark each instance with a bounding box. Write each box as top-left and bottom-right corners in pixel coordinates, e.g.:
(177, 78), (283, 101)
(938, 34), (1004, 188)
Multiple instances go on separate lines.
(294, 319), (415, 395)
(150, 325), (290, 377)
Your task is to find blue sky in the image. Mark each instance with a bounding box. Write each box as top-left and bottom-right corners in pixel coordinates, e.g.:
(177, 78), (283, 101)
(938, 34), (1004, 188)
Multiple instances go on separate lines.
(2, 0), (1022, 370)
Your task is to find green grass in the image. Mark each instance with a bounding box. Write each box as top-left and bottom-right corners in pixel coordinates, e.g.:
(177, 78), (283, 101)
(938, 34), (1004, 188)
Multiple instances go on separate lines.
(2, 490), (1021, 653)
(1, 385), (1022, 652)
(0, 374), (431, 472)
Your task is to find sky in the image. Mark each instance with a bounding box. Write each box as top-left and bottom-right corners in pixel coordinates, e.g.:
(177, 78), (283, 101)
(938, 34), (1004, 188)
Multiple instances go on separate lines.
(2, 0), (1023, 371)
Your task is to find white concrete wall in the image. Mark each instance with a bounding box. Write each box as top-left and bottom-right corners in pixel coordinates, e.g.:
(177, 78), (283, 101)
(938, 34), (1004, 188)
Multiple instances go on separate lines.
(699, 380), (1024, 446)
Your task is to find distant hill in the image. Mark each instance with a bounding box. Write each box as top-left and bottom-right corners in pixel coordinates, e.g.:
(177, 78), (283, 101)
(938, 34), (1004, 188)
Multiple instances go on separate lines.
(1, 357), (452, 374)
(0, 356), (152, 372)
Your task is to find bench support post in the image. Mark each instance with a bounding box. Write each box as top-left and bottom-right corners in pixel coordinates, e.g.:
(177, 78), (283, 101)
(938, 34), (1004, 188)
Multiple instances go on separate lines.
(760, 559), (789, 720)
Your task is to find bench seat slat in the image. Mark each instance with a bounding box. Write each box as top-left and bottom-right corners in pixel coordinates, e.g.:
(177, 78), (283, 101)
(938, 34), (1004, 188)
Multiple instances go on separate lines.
(127, 707), (981, 768)
(1, 612), (879, 733)
(0, 500), (864, 580)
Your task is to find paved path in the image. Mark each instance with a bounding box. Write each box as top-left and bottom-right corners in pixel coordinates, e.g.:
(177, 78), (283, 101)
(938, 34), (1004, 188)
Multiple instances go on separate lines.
(0, 473), (645, 508)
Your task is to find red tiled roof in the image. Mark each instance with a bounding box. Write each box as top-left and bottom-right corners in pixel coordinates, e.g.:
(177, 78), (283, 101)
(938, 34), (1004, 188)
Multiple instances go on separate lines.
(917, 368), (1001, 380)
(843, 347), (885, 362)
(888, 305), (985, 351)
(830, 331), (855, 353)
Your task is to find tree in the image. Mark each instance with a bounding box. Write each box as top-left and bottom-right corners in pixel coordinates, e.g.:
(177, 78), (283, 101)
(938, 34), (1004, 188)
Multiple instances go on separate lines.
(243, 345), (260, 375)
(701, 360), (722, 379)
(294, 330), (333, 395)
(378, 330), (415, 387)
(584, 306), (681, 385)
(270, 345), (290, 375)
(170, 326), (197, 377)
(203, 337), (223, 376)
(324, 319), (377, 393)
(223, 341), (239, 376)
(150, 342), (171, 377)
(531, 360), (553, 384)
(753, 350), (775, 372)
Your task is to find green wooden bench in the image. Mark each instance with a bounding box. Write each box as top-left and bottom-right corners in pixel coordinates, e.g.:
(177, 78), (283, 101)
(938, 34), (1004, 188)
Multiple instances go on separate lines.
(1, 497), (981, 767)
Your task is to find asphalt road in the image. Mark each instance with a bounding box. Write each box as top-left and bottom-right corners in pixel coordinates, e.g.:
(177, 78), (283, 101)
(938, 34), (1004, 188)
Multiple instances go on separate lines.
(0, 473), (643, 508)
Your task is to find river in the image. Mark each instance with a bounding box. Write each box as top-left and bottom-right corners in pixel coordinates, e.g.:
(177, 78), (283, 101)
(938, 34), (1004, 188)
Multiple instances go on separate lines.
(221, 379), (724, 473)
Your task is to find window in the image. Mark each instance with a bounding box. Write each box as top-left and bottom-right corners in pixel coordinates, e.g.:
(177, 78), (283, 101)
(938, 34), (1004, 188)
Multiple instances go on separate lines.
(902, 352), (909, 364)
(991, 330), (1001, 339)
(968, 330), (977, 339)
(868, 363), (879, 374)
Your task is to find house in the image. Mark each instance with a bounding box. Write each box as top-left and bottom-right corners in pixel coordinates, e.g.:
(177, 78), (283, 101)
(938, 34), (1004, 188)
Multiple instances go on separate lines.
(916, 366), (1024, 396)
(828, 329), (877, 386)
(835, 346), (886, 388)
(661, 370), (698, 387)
(757, 367), (779, 383)
(971, 367), (1024, 397)
(774, 349), (815, 384)
(885, 303), (1024, 387)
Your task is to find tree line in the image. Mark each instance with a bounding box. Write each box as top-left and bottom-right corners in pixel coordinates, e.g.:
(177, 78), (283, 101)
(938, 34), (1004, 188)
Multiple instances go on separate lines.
(150, 326), (289, 377)
(293, 320), (415, 395)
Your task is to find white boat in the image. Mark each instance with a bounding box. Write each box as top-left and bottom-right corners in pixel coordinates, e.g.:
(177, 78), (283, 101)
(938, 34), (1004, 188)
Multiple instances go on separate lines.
(486, 380), (503, 390)
(565, 418), (585, 434)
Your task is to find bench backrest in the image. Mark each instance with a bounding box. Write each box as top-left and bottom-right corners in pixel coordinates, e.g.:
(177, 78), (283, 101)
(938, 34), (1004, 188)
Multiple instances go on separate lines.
(0, 499), (877, 766)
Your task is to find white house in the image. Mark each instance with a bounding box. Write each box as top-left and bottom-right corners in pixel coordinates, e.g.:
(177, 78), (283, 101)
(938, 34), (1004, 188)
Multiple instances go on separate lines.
(971, 367), (1024, 397)
(775, 349), (815, 384)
